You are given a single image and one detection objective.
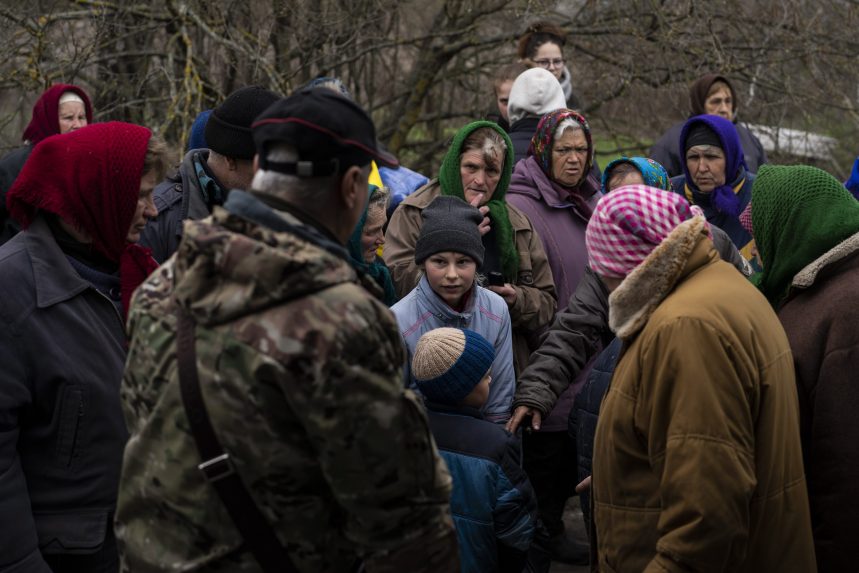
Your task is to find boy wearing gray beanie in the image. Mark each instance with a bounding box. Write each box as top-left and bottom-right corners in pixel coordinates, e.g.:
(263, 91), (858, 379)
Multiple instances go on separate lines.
(391, 195), (517, 425)
(413, 328), (536, 572)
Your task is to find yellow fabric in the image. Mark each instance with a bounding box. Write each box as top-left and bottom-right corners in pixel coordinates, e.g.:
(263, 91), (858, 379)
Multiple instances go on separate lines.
(684, 177), (745, 204)
(369, 161), (382, 188)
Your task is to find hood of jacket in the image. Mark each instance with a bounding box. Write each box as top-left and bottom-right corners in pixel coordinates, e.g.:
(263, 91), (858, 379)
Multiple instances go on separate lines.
(508, 155), (600, 213)
(170, 190), (358, 326)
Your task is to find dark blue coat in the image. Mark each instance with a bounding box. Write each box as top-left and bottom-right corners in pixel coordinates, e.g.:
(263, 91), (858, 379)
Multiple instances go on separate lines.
(425, 402), (537, 573)
(568, 336), (623, 528)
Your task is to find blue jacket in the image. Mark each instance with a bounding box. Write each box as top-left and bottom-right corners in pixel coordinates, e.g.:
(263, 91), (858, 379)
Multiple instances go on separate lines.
(568, 336), (622, 529)
(426, 402), (536, 573)
(391, 276), (516, 423)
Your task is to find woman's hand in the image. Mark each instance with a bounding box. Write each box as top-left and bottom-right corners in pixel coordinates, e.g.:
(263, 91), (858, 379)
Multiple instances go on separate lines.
(486, 283), (517, 305)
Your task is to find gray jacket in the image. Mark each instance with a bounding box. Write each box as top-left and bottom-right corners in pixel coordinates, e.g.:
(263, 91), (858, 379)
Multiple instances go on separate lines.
(0, 216), (128, 572)
(391, 276), (516, 424)
(139, 149), (218, 263)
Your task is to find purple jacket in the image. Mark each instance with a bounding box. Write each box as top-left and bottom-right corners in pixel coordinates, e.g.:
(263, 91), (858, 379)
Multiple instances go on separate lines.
(507, 156), (601, 308)
(507, 156), (601, 431)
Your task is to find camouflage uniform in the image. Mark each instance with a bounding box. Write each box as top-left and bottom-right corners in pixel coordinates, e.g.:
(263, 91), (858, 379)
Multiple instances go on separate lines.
(116, 191), (458, 572)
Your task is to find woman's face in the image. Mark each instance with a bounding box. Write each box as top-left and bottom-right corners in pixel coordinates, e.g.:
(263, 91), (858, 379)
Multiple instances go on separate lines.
(424, 251), (477, 308)
(361, 205), (386, 264)
(704, 84), (733, 120)
(126, 169), (159, 243)
(606, 170), (644, 193)
(58, 101), (87, 134)
(460, 149), (502, 206)
(533, 42), (564, 80)
(551, 129), (588, 187)
(686, 145), (727, 193)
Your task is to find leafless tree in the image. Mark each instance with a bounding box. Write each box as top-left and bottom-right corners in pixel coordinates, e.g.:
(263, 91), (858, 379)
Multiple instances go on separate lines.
(0, 0), (856, 176)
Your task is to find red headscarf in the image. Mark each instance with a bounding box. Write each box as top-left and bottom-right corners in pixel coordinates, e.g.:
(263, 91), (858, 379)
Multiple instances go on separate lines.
(22, 84), (94, 144)
(8, 122), (159, 317)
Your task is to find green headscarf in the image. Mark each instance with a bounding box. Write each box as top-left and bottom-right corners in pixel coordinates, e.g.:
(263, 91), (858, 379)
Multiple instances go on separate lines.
(438, 120), (519, 281)
(750, 164), (859, 308)
(347, 185), (398, 306)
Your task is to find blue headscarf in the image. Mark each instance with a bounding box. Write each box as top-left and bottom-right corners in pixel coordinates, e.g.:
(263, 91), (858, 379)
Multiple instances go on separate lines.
(347, 185), (398, 306)
(679, 114), (747, 216)
(602, 156), (672, 192)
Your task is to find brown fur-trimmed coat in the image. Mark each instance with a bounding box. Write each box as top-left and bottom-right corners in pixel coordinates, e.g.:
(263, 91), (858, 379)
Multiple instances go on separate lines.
(592, 217), (816, 573)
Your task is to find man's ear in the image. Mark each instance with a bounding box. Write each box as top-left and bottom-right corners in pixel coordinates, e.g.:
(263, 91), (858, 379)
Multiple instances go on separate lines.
(339, 165), (365, 210)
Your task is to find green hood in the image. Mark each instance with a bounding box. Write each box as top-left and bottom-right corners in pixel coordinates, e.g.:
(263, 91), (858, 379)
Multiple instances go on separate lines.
(750, 164), (859, 308)
(438, 120), (519, 281)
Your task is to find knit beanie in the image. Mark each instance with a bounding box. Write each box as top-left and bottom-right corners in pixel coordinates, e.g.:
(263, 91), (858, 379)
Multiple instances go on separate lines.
(683, 122), (722, 152)
(749, 164), (859, 308)
(23, 84), (94, 144)
(507, 68), (567, 125)
(586, 184), (703, 278)
(206, 86), (280, 160)
(413, 328), (495, 405)
(679, 114), (747, 217)
(438, 121), (517, 280)
(415, 196), (485, 266)
(528, 109), (593, 185)
(187, 109), (212, 151)
(601, 157), (671, 193)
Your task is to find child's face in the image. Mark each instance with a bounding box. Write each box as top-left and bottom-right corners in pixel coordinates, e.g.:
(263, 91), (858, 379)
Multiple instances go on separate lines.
(461, 371), (492, 409)
(424, 252), (477, 308)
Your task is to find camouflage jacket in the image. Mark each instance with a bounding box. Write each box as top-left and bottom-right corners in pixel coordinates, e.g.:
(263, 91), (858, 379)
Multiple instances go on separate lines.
(116, 190), (458, 572)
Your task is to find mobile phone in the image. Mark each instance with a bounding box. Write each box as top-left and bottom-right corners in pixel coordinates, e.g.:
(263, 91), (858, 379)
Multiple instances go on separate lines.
(488, 271), (505, 286)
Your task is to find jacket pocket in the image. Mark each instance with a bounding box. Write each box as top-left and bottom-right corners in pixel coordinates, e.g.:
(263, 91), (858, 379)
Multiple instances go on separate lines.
(36, 511), (108, 555)
(55, 385), (86, 470)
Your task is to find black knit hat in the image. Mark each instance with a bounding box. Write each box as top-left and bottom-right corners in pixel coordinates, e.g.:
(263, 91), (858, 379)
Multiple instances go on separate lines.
(684, 121), (722, 153)
(205, 85), (280, 160)
(415, 196), (484, 266)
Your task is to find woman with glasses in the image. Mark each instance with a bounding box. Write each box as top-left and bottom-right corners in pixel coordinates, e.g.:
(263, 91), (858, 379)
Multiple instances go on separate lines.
(517, 21), (582, 111)
(504, 109), (601, 567)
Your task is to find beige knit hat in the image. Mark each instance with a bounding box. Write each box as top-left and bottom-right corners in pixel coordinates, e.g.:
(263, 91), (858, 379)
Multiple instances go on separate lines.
(412, 328), (495, 404)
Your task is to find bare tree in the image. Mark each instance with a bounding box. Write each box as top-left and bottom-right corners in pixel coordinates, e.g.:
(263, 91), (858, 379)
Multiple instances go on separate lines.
(0, 0), (856, 176)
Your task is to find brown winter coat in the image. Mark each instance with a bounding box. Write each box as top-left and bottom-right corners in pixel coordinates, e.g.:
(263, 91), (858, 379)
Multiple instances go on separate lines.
(384, 180), (556, 373)
(777, 230), (859, 573)
(592, 217), (816, 573)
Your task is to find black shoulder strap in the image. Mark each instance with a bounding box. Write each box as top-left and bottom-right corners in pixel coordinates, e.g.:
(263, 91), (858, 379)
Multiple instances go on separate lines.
(174, 309), (298, 573)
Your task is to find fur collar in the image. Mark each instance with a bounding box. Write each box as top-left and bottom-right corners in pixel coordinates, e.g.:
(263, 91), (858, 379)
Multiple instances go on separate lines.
(608, 216), (708, 339)
(791, 229), (859, 289)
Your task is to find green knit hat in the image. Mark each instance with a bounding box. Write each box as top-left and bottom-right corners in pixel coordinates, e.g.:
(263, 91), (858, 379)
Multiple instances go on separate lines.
(438, 120), (519, 282)
(750, 164), (859, 308)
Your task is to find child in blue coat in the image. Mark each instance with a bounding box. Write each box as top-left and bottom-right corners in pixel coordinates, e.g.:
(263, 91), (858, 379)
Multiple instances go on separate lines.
(413, 327), (536, 572)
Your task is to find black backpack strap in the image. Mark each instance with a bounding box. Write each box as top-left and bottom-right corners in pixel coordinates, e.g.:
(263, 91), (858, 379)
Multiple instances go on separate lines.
(174, 308), (299, 573)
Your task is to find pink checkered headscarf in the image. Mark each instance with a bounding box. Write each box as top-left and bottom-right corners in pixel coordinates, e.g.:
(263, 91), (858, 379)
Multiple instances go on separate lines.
(586, 185), (703, 278)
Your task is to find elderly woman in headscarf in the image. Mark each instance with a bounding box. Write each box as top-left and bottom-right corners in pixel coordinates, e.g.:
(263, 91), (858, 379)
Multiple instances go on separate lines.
(670, 113), (758, 269)
(585, 184), (814, 573)
(347, 184), (398, 305)
(0, 84), (94, 244)
(748, 164), (859, 572)
(650, 73), (768, 176)
(0, 122), (167, 572)
(384, 120), (556, 377)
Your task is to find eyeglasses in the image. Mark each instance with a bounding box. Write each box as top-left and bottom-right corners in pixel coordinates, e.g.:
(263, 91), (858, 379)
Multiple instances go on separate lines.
(534, 58), (565, 69)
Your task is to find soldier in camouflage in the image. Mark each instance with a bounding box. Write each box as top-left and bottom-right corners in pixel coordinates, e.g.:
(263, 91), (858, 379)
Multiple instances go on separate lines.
(115, 88), (459, 572)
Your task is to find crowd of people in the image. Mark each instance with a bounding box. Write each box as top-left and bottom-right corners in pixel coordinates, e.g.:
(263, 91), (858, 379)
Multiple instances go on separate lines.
(0, 18), (856, 573)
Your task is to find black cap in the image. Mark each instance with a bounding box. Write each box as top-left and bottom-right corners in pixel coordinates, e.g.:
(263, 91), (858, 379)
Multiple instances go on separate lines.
(205, 85), (280, 160)
(252, 88), (398, 177)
